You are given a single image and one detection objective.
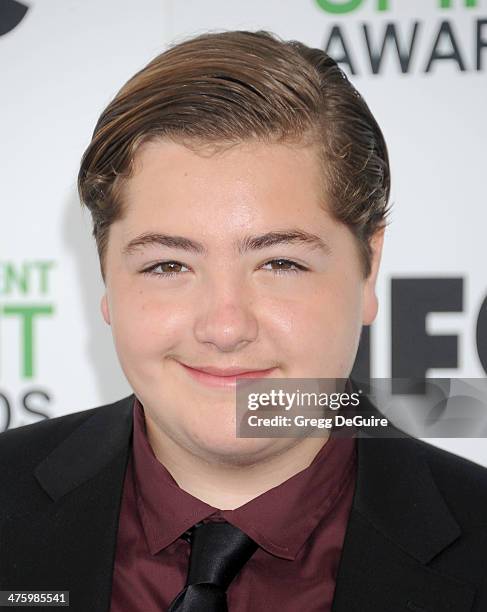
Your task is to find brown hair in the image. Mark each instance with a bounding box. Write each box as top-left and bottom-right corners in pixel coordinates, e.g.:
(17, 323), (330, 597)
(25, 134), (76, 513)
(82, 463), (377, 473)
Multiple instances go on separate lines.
(78, 29), (391, 282)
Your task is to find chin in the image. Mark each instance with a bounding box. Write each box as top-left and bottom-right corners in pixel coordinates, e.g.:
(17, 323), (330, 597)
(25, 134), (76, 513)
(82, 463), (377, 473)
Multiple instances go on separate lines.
(188, 432), (278, 465)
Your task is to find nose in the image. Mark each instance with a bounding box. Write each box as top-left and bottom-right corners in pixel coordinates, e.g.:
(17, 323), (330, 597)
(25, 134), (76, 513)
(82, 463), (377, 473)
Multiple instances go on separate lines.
(194, 278), (258, 352)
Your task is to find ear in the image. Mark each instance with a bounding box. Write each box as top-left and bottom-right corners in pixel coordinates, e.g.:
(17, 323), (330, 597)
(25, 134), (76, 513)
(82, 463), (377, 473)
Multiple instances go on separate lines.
(101, 293), (111, 325)
(362, 227), (385, 326)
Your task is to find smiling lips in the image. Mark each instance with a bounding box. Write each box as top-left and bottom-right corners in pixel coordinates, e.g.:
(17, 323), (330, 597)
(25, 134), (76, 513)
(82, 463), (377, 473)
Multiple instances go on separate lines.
(178, 362), (277, 388)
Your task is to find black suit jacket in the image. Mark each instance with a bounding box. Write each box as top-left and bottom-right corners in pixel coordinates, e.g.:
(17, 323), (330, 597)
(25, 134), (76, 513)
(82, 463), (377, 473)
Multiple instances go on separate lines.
(0, 392), (486, 611)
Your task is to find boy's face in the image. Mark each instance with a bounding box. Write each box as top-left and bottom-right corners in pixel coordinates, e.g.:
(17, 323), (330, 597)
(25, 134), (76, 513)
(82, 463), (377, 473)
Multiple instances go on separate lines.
(101, 139), (383, 463)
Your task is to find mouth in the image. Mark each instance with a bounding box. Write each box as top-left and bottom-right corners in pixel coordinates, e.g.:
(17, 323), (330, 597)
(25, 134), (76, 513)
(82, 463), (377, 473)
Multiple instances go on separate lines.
(177, 362), (277, 389)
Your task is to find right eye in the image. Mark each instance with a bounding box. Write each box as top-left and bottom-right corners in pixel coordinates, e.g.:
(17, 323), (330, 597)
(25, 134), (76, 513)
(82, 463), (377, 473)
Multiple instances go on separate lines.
(141, 261), (190, 277)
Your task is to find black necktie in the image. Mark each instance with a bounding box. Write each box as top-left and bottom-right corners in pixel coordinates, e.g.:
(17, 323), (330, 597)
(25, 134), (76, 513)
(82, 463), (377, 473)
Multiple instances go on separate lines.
(167, 520), (259, 611)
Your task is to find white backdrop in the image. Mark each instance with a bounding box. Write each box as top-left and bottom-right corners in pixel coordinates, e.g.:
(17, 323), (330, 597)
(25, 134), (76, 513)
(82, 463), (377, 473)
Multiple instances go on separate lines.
(1, 0), (486, 462)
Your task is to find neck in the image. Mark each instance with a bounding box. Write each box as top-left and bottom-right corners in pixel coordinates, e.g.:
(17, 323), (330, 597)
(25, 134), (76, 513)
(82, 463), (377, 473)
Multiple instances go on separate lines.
(144, 414), (330, 510)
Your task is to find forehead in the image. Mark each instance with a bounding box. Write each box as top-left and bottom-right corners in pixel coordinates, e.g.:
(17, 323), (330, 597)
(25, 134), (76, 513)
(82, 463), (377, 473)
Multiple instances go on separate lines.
(120, 138), (328, 224)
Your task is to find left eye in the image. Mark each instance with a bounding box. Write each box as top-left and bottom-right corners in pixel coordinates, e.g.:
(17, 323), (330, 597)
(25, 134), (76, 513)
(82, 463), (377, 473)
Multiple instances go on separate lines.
(261, 259), (307, 274)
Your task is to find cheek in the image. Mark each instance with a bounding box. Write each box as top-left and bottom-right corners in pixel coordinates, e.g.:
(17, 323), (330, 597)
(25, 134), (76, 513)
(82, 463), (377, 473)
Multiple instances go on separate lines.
(109, 288), (189, 358)
(260, 277), (363, 336)
(289, 278), (364, 365)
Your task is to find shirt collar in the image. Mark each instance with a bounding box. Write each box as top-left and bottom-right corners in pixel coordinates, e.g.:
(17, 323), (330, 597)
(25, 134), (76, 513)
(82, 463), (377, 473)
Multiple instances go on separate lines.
(132, 397), (217, 555)
(132, 396), (356, 560)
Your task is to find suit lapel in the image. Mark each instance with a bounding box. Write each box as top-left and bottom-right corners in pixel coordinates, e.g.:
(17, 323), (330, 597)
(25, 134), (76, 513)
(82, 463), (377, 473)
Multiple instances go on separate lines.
(332, 392), (476, 611)
(0, 395), (135, 612)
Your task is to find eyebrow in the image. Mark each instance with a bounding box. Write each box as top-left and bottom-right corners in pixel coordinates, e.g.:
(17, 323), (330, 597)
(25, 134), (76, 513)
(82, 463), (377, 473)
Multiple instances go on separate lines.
(122, 229), (332, 257)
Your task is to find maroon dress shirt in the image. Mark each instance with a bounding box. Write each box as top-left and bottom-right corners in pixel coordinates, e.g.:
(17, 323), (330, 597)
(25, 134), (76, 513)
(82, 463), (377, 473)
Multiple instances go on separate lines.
(109, 397), (357, 611)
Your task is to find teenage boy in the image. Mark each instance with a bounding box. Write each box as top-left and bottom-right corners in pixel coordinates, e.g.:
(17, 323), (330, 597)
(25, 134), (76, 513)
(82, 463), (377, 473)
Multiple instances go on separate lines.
(1, 30), (486, 612)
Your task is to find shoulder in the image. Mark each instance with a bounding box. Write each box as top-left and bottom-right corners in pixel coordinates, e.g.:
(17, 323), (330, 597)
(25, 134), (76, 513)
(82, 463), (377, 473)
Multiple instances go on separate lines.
(356, 389), (487, 527)
(405, 436), (487, 526)
(0, 395), (134, 474)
